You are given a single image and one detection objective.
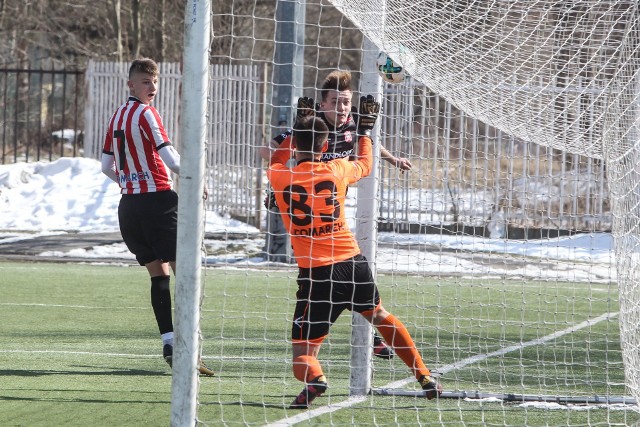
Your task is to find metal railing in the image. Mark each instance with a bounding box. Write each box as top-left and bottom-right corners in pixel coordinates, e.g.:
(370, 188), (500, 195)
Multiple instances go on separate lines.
(0, 66), (84, 163)
(19, 62), (610, 234)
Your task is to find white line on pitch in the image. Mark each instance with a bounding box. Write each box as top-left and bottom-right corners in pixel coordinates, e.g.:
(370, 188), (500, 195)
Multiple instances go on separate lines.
(263, 311), (618, 427)
(1, 349), (160, 358)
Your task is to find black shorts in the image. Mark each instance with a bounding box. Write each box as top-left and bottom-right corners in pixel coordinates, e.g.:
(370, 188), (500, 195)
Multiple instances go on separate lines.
(291, 254), (381, 341)
(118, 190), (178, 266)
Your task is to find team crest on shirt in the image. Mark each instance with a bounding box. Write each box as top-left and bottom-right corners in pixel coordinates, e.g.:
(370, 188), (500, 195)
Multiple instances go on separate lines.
(344, 131), (353, 142)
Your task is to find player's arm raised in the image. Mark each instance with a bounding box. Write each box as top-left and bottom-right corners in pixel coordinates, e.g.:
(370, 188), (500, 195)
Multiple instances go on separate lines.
(295, 96), (316, 122)
(355, 94), (411, 172)
(348, 95), (379, 181)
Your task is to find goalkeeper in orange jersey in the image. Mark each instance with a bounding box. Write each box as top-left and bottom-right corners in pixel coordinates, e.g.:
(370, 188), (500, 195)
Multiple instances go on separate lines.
(266, 103), (442, 409)
(260, 70), (411, 172)
(261, 70), (407, 359)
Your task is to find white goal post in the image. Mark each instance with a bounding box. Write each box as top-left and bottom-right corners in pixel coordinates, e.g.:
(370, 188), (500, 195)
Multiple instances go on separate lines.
(171, 1), (640, 426)
(350, 37), (384, 396)
(172, 0), (210, 425)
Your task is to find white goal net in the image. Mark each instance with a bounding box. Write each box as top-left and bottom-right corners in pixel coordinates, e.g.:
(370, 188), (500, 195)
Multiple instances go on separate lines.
(173, 0), (640, 425)
(330, 0), (640, 409)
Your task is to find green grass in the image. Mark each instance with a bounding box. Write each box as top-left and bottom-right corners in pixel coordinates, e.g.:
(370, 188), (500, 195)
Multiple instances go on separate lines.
(0, 261), (638, 426)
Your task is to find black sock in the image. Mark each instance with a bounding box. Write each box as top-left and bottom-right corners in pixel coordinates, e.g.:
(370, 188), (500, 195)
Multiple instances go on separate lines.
(150, 275), (173, 335)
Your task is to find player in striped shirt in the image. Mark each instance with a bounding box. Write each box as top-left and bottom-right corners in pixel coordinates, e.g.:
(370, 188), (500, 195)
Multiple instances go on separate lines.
(101, 58), (213, 376)
(267, 109), (442, 409)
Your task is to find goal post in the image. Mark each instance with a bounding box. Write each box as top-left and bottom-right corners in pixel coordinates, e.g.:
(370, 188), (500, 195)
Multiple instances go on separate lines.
(172, 0), (210, 425)
(349, 37), (384, 396)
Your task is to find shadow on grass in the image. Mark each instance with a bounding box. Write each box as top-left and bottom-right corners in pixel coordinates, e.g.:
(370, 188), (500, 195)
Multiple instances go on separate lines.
(0, 394), (170, 404)
(0, 366), (165, 377)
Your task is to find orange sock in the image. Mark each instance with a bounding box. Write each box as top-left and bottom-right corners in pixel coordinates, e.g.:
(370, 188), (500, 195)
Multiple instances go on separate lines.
(376, 313), (431, 379)
(292, 355), (324, 383)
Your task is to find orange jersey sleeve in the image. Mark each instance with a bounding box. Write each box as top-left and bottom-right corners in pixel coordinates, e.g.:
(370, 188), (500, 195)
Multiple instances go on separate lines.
(352, 135), (373, 181)
(266, 137), (373, 268)
(270, 134), (293, 166)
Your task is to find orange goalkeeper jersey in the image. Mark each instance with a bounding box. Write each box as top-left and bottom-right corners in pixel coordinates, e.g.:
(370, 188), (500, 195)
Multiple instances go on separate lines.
(267, 136), (373, 268)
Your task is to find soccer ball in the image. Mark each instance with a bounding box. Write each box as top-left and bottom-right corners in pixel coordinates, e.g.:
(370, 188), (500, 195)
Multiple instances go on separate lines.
(376, 52), (405, 84)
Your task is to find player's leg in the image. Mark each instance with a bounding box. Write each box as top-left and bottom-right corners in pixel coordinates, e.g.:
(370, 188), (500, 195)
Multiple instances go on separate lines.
(119, 191), (211, 375)
(290, 338), (327, 409)
(361, 306), (442, 399)
(143, 191), (213, 376)
(140, 191), (179, 368)
(291, 338), (322, 376)
(289, 266), (339, 409)
(145, 260), (175, 367)
(144, 258), (213, 375)
(350, 255), (442, 399)
(119, 194), (175, 366)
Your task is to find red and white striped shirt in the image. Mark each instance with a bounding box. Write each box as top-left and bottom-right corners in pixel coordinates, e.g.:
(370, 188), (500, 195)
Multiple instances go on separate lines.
(102, 96), (173, 194)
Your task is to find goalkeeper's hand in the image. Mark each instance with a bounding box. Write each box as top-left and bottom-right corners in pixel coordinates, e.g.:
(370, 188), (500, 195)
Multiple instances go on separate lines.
(264, 189), (278, 210)
(356, 95), (380, 136)
(296, 96), (316, 121)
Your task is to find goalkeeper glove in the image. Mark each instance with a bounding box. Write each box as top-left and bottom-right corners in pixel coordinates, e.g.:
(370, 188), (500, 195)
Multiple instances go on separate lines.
(355, 95), (380, 136)
(296, 96), (316, 122)
(264, 189), (278, 210)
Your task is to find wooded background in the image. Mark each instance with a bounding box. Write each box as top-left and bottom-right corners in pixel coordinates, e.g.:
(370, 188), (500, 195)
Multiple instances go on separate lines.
(0, 0), (361, 75)
(0, 0), (191, 65)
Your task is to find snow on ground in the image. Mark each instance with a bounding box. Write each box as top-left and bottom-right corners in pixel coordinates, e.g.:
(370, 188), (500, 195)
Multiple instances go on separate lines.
(0, 157), (616, 282)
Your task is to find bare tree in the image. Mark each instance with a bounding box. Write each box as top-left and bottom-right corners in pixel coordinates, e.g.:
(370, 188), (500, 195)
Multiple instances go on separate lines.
(111, 0), (123, 62)
(0, 0), (5, 34)
(131, 0), (141, 59)
(154, 0), (166, 62)
(0, 0), (352, 69)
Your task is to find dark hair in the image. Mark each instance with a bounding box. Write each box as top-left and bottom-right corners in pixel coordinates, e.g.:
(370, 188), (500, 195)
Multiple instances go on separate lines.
(320, 70), (352, 101)
(129, 58), (159, 80)
(293, 116), (329, 154)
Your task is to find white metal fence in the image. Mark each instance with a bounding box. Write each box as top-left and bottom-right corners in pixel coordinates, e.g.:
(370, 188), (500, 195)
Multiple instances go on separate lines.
(83, 63), (611, 234)
(378, 80), (610, 235)
(206, 64), (265, 227)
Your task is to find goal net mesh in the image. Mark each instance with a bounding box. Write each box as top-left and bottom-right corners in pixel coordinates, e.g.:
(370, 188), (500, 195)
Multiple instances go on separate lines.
(192, 0), (640, 425)
(329, 0), (638, 160)
(329, 0), (640, 408)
